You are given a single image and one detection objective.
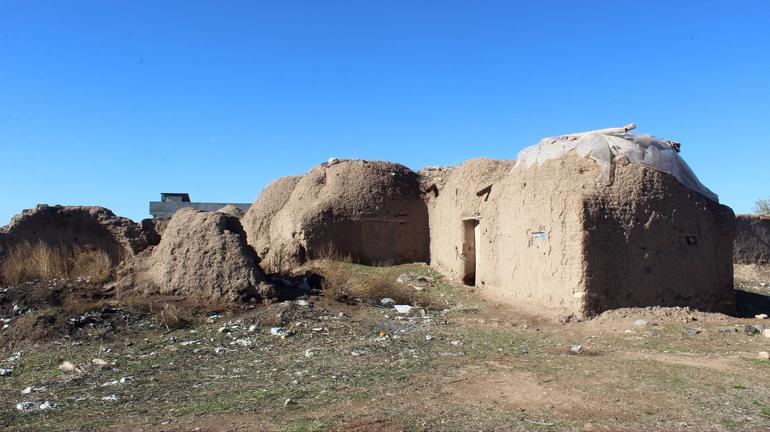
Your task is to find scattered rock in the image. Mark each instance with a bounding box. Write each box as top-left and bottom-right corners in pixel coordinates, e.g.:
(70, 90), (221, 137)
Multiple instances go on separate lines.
(283, 398), (295, 406)
(248, 324), (258, 333)
(0, 368), (12, 376)
(296, 299), (310, 307)
(5, 351), (22, 362)
(684, 327), (703, 335)
(759, 351), (770, 360)
(101, 395), (119, 402)
(425, 335), (433, 341)
(304, 349), (314, 358)
(380, 298), (396, 308)
(717, 327), (738, 334)
(233, 338), (253, 347)
(763, 329), (770, 338)
(633, 319), (649, 327)
(756, 314), (768, 320)
(91, 358), (109, 367)
(21, 386), (46, 394)
(58, 361), (77, 372)
(744, 324), (765, 335)
(450, 340), (463, 346)
(570, 345), (585, 354)
(270, 327), (292, 338)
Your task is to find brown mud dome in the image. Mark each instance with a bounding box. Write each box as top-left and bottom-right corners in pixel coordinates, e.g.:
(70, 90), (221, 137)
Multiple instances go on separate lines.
(121, 208), (276, 303)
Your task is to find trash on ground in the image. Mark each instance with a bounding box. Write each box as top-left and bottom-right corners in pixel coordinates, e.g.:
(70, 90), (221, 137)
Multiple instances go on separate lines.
(394, 305), (412, 314)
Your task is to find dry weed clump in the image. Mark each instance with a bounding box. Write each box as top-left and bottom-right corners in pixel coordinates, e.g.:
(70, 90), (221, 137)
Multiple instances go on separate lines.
(1, 241), (114, 285)
(313, 242), (352, 263)
(319, 261), (436, 308)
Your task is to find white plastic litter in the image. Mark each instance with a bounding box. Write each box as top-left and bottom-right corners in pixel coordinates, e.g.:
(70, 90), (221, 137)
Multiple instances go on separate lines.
(512, 124), (718, 202)
(393, 305), (412, 314)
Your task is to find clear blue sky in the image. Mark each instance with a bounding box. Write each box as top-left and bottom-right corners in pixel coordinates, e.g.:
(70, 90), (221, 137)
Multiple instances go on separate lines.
(1, 1), (769, 223)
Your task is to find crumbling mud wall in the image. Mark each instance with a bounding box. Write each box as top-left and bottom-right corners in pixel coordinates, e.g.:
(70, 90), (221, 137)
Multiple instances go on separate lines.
(422, 158), (513, 285)
(0, 205), (151, 265)
(246, 160), (429, 272)
(734, 215), (770, 264)
(481, 156), (596, 318)
(242, 175), (302, 267)
(129, 208), (273, 302)
(581, 163), (735, 316)
(217, 204), (246, 219)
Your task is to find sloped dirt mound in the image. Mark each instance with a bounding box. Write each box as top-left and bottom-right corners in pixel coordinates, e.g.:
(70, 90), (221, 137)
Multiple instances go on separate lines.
(241, 175), (302, 263)
(217, 204), (245, 219)
(130, 208), (275, 303)
(0, 205), (153, 265)
(245, 160), (429, 272)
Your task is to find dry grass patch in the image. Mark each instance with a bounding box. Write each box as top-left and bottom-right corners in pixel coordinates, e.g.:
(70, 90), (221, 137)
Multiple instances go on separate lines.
(317, 260), (438, 308)
(1, 241), (113, 285)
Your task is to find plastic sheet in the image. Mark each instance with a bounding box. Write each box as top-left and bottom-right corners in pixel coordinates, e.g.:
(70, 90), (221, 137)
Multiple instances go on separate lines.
(512, 128), (718, 202)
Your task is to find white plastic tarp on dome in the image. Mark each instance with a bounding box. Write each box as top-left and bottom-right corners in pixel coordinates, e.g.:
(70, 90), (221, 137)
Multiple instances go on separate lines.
(512, 124), (718, 202)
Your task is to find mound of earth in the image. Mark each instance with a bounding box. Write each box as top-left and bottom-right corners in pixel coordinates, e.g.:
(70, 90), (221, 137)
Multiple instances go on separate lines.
(243, 160), (429, 272)
(217, 204), (246, 218)
(241, 175), (302, 264)
(128, 208), (275, 303)
(0, 205), (155, 265)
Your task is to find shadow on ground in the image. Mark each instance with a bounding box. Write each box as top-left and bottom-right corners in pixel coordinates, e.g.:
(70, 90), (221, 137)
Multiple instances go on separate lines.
(736, 289), (770, 318)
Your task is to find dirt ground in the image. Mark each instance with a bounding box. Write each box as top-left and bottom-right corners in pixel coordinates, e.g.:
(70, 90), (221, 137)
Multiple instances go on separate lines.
(1, 263), (770, 431)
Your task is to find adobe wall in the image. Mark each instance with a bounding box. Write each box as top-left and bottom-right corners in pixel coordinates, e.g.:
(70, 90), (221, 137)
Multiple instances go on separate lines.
(241, 175), (302, 268)
(249, 160), (429, 272)
(581, 163), (735, 316)
(422, 158), (513, 283)
(734, 214), (770, 264)
(481, 156), (597, 318)
(0, 205), (151, 265)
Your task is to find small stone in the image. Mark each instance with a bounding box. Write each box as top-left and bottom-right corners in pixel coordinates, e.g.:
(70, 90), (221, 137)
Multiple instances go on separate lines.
(380, 298), (396, 307)
(758, 351), (770, 360)
(717, 327), (738, 334)
(763, 329), (770, 338)
(101, 394), (119, 402)
(91, 358), (109, 367)
(59, 361), (77, 372)
(633, 319), (648, 327)
(304, 349), (314, 358)
(284, 398), (295, 406)
(684, 327), (703, 335)
(248, 324), (258, 333)
(425, 335), (433, 341)
(0, 368), (12, 376)
(570, 345), (584, 354)
(744, 325), (764, 335)
(755, 314), (768, 320)
(296, 299), (310, 307)
(233, 338), (253, 347)
(450, 340), (463, 346)
(270, 327), (291, 337)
